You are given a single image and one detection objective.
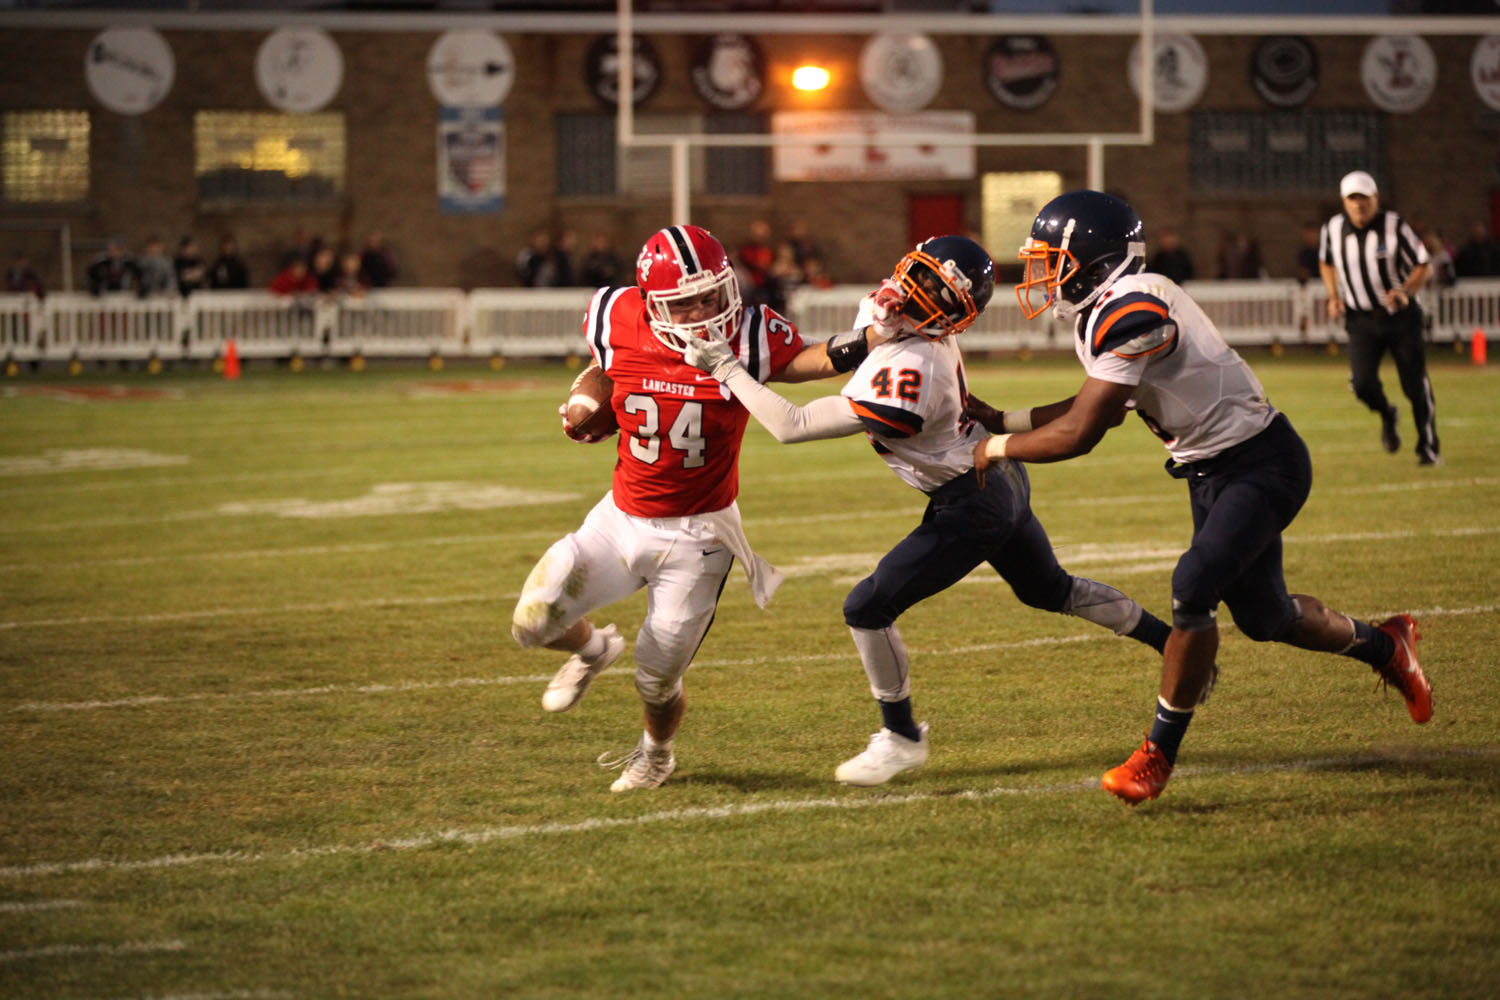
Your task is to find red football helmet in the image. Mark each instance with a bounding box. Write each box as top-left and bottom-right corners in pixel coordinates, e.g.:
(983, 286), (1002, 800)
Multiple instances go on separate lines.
(635, 224), (743, 352)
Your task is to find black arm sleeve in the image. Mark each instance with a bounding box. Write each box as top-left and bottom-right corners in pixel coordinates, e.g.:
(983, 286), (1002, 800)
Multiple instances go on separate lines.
(825, 329), (870, 374)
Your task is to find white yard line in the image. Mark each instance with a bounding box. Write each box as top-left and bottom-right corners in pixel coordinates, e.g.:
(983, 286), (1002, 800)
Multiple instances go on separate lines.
(0, 898), (86, 912)
(8, 634), (1104, 713)
(11, 607), (1493, 715)
(0, 938), (185, 962)
(0, 593), (496, 631)
(1, 748), (1492, 882)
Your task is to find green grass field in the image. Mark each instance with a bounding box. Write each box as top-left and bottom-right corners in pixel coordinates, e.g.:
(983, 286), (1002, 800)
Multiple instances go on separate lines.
(2, 352), (1497, 999)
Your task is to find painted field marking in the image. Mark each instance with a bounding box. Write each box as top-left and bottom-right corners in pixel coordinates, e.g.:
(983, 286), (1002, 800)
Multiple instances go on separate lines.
(0, 898), (85, 912)
(9, 633), (1105, 713)
(0, 938), (185, 962)
(1, 748), (1492, 882)
(11, 605), (1494, 715)
(0, 592), (495, 632)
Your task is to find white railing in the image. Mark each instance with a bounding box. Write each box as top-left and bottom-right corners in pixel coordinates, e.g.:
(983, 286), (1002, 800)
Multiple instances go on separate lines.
(1, 281), (1497, 364)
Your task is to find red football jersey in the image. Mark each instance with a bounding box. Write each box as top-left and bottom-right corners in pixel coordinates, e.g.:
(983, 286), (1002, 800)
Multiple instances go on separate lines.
(582, 286), (805, 517)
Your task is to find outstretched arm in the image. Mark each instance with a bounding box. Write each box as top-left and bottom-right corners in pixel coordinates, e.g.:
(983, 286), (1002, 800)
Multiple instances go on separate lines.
(973, 376), (1135, 470)
(771, 279), (908, 383)
(965, 393), (1082, 434)
(685, 335), (864, 443)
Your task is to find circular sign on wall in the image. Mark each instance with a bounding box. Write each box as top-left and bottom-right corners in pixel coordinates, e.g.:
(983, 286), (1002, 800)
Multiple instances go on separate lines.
(691, 33), (765, 111)
(1361, 35), (1437, 114)
(585, 34), (661, 108)
(428, 30), (515, 107)
(256, 28), (343, 113)
(1127, 33), (1208, 113)
(984, 35), (1059, 111)
(1470, 35), (1500, 113)
(1251, 35), (1318, 108)
(85, 27), (175, 114)
(860, 32), (943, 113)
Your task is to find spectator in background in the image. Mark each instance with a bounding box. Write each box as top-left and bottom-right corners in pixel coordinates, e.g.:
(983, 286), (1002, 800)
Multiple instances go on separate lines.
(738, 218), (775, 309)
(1294, 222), (1321, 285)
(174, 236), (207, 296)
(1217, 230), (1265, 280)
(309, 245), (339, 294)
(5, 250), (44, 298)
(280, 227), (320, 270)
(1454, 221), (1500, 278)
(766, 240), (800, 313)
(1423, 230), (1456, 291)
(579, 231), (626, 288)
(1146, 227), (1195, 284)
(515, 228), (557, 288)
(136, 235), (176, 297)
(801, 255), (834, 289)
(209, 235), (250, 289)
(269, 257), (318, 296)
(551, 230), (578, 288)
(87, 239), (140, 295)
(334, 251), (369, 299)
(786, 217), (822, 270)
(359, 230), (396, 288)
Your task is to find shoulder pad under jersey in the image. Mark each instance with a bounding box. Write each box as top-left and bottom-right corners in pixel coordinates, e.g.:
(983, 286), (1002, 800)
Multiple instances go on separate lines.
(1088, 290), (1177, 359)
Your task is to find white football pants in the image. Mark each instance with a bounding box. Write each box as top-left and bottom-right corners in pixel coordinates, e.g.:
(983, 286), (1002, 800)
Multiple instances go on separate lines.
(512, 492), (735, 705)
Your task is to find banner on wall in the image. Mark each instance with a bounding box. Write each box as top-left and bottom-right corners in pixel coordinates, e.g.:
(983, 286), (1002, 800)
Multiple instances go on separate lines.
(771, 111), (974, 182)
(438, 106), (504, 215)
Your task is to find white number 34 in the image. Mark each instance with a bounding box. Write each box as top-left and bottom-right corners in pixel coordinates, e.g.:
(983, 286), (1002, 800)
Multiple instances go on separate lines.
(623, 395), (706, 469)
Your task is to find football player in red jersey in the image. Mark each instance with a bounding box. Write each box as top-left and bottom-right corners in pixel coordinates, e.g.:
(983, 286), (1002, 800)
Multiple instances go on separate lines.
(512, 224), (885, 791)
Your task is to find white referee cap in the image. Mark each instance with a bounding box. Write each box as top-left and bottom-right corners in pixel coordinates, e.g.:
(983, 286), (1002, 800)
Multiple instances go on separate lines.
(1339, 170), (1378, 199)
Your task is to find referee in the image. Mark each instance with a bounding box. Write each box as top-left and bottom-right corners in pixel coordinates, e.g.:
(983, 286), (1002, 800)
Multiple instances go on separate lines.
(1319, 170), (1439, 465)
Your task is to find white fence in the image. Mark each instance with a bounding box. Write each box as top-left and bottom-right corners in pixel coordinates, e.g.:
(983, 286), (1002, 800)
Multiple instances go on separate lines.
(2, 282), (1499, 364)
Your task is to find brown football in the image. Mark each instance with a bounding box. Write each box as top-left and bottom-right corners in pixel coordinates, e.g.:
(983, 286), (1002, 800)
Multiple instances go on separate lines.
(564, 362), (618, 438)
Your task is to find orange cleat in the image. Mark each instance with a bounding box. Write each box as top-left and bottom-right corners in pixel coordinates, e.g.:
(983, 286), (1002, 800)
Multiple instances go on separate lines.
(1374, 614), (1433, 724)
(1102, 738), (1173, 805)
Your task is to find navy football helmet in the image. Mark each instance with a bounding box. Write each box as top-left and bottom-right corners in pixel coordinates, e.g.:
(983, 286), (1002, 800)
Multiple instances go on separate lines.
(1016, 190), (1146, 320)
(890, 235), (995, 339)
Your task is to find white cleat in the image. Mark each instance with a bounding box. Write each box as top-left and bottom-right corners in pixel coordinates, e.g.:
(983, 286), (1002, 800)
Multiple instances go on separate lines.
(834, 723), (929, 787)
(599, 738), (676, 792)
(541, 624), (624, 713)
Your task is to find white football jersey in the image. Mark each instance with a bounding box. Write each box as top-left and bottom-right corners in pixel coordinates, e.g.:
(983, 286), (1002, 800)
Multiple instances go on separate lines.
(1075, 272), (1277, 463)
(840, 323), (991, 493)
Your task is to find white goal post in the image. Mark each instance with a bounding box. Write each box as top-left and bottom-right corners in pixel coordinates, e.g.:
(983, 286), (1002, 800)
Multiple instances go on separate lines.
(613, 0), (1160, 225)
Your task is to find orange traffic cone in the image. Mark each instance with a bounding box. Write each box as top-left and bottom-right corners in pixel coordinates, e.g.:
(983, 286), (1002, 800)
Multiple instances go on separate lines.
(1472, 328), (1487, 366)
(224, 339), (241, 380)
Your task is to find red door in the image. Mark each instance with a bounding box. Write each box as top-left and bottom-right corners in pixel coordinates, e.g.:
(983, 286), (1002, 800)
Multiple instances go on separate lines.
(907, 193), (965, 249)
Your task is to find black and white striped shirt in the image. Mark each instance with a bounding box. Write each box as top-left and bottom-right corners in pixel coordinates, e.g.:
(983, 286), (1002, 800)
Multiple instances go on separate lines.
(1319, 210), (1429, 314)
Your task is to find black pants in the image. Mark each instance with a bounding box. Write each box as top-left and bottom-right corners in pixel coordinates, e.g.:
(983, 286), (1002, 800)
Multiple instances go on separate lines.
(1346, 305), (1440, 460)
(843, 463), (1071, 630)
(1168, 415), (1312, 641)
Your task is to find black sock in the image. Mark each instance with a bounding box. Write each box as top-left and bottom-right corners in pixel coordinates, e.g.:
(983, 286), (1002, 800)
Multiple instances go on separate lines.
(1149, 700), (1194, 765)
(1128, 612), (1172, 654)
(878, 698), (921, 742)
(1343, 619), (1395, 668)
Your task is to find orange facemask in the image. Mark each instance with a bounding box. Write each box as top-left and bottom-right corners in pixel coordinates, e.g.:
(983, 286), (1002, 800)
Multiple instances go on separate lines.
(1014, 237), (1079, 320)
(891, 249), (979, 339)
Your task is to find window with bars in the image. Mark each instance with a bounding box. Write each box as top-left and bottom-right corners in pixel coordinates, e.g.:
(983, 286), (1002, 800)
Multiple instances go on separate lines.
(1189, 111), (1385, 197)
(194, 111), (346, 205)
(556, 112), (768, 198)
(2, 110), (90, 204)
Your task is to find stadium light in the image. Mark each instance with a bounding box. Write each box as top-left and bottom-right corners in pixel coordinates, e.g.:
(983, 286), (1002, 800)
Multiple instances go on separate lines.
(792, 65), (830, 91)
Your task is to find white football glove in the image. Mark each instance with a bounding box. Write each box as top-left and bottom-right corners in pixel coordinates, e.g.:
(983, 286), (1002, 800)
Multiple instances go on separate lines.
(558, 403), (611, 444)
(868, 278), (907, 341)
(681, 330), (739, 381)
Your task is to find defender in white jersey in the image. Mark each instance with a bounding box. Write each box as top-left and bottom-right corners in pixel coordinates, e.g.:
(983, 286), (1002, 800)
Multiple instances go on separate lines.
(682, 235), (1173, 786)
(971, 190), (1433, 805)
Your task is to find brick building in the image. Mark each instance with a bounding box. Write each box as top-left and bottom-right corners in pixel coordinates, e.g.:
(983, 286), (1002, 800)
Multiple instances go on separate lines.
(1, 11), (1496, 292)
